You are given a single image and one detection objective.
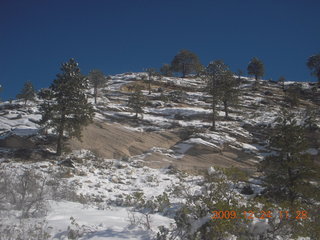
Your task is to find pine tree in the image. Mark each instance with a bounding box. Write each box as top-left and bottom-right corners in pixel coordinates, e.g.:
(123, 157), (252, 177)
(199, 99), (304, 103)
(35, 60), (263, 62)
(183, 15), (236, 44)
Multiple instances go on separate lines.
(160, 64), (173, 77)
(202, 60), (225, 130)
(220, 68), (239, 119)
(88, 69), (106, 104)
(303, 105), (318, 131)
(306, 53), (320, 85)
(16, 81), (36, 106)
(285, 85), (301, 107)
(39, 59), (94, 155)
(247, 57), (264, 82)
(171, 50), (201, 78)
(260, 109), (320, 205)
(128, 87), (146, 119)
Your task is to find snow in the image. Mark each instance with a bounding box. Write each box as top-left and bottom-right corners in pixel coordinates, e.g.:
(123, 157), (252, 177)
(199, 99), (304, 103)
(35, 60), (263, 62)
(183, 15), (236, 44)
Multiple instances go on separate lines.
(47, 201), (172, 240)
(0, 72), (318, 239)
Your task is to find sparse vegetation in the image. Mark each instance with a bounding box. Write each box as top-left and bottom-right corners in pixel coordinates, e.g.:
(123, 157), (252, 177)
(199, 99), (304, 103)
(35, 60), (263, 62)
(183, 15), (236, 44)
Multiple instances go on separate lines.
(16, 81), (36, 106)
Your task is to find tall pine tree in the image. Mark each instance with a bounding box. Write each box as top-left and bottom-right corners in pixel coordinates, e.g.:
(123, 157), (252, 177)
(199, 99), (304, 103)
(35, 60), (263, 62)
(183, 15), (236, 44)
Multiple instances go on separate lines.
(128, 86), (146, 119)
(260, 109), (320, 205)
(202, 60), (225, 130)
(16, 81), (36, 106)
(40, 59), (94, 155)
(88, 69), (106, 104)
(220, 67), (239, 119)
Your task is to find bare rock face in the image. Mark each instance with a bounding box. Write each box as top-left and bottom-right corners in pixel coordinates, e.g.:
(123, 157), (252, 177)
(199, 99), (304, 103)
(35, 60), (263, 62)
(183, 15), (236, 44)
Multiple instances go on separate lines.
(0, 135), (35, 149)
(68, 123), (180, 159)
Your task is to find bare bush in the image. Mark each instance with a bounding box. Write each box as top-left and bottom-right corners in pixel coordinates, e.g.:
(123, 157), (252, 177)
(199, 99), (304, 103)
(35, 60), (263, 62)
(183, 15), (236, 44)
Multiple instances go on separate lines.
(0, 168), (48, 218)
(0, 220), (51, 240)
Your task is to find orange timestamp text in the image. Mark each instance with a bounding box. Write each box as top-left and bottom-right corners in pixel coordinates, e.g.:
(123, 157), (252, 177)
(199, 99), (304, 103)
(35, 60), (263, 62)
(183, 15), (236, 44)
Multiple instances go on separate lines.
(211, 210), (308, 220)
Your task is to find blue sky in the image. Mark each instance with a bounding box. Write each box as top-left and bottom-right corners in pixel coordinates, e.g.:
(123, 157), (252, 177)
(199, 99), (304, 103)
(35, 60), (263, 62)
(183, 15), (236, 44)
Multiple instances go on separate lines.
(1, 0), (319, 100)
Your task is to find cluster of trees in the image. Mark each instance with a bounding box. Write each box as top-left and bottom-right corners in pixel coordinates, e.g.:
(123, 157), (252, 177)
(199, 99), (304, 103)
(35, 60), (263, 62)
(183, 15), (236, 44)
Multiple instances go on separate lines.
(163, 50), (320, 87)
(202, 60), (239, 130)
(5, 51), (319, 157)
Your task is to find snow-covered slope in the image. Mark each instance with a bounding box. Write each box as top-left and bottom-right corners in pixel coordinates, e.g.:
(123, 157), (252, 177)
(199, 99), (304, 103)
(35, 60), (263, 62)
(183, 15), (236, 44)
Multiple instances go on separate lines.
(0, 73), (319, 239)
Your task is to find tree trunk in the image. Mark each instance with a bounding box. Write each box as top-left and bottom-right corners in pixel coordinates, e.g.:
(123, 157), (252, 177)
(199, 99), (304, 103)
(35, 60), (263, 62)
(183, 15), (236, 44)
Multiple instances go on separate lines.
(94, 86), (97, 104)
(211, 102), (216, 131)
(224, 100), (228, 119)
(148, 80), (151, 95)
(56, 114), (65, 156)
(182, 64), (186, 78)
(24, 100), (27, 106)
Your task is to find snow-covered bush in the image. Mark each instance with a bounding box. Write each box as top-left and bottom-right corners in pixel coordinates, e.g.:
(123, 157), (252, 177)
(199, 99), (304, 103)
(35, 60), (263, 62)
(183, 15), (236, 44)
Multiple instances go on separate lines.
(0, 169), (48, 218)
(0, 220), (51, 240)
(158, 168), (253, 240)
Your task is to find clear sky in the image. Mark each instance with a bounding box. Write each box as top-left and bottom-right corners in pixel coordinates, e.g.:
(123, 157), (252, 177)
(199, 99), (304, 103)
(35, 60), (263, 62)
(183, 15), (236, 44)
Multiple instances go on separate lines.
(1, 0), (319, 100)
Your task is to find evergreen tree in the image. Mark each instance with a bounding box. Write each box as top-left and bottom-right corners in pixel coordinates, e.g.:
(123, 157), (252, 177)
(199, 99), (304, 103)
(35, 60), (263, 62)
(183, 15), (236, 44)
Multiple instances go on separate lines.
(171, 49), (201, 78)
(145, 68), (156, 94)
(202, 60), (225, 130)
(88, 69), (106, 104)
(260, 109), (320, 205)
(16, 81), (36, 105)
(160, 64), (173, 77)
(194, 63), (205, 77)
(128, 87), (146, 119)
(247, 57), (264, 82)
(220, 67), (239, 119)
(285, 85), (301, 107)
(39, 59), (94, 156)
(306, 53), (320, 85)
(303, 105), (318, 131)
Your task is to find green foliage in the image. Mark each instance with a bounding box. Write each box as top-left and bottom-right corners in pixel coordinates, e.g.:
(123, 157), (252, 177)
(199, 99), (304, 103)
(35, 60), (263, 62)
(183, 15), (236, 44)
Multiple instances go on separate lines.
(88, 69), (106, 104)
(39, 58), (94, 155)
(223, 167), (248, 183)
(303, 105), (318, 130)
(155, 192), (170, 212)
(160, 64), (173, 77)
(254, 197), (320, 239)
(260, 108), (320, 205)
(127, 87), (146, 119)
(202, 60), (238, 129)
(16, 81), (36, 105)
(306, 53), (320, 83)
(285, 85), (301, 107)
(247, 57), (264, 81)
(168, 168), (251, 240)
(171, 49), (201, 78)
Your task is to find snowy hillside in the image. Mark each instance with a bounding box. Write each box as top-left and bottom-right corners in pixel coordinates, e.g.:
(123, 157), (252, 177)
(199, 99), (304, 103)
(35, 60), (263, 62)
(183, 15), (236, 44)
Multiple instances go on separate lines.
(0, 73), (319, 239)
